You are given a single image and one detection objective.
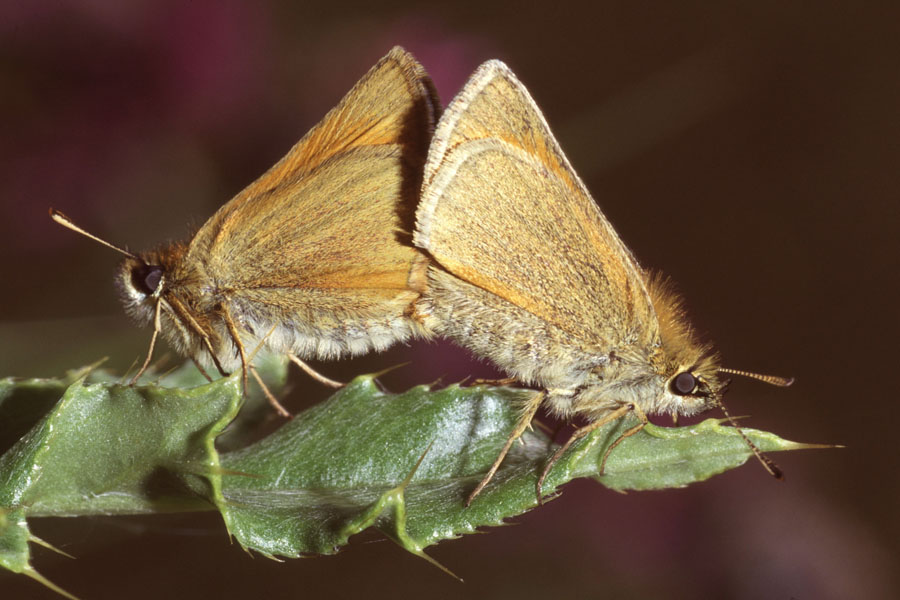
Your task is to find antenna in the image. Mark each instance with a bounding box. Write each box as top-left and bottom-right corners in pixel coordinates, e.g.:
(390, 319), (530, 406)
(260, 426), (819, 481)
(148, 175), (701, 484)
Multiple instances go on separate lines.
(49, 208), (137, 259)
(716, 396), (784, 480)
(719, 367), (794, 387)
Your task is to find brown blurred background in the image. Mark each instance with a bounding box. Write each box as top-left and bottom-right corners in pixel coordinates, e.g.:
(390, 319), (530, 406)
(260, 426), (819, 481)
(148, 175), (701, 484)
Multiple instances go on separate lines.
(1, 1), (897, 598)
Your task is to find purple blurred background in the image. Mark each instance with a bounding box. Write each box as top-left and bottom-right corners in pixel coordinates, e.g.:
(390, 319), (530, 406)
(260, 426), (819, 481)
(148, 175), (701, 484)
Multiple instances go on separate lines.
(1, 1), (897, 598)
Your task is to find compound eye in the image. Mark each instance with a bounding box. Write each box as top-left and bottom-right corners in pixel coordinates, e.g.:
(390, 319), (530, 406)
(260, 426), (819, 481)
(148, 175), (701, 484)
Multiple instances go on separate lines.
(132, 264), (163, 295)
(672, 372), (698, 396)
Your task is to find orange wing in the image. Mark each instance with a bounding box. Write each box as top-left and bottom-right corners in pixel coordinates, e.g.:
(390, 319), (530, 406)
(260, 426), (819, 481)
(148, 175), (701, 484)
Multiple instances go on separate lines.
(415, 60), (657, 350)
(183, 47), (438, 309)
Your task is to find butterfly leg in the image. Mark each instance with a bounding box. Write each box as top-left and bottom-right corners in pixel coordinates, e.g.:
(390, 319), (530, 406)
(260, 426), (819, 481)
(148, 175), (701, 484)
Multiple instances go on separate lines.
(535, 401), (647, 504)
(167, 294), (228, 376)
(287, 354), (345, 388)
(466, 389), (545, 507)
(221, 307), (291, 417)
(249, 365), (291, 417)
(190, 356), (214, 382)
(598, 402), (648, 475)
(128, 299), (162, 385)
(221, 303), (250, 389)
(243, 325), (292, 417)
(219, 304), (289, 418)
(470, 376), (518, 386)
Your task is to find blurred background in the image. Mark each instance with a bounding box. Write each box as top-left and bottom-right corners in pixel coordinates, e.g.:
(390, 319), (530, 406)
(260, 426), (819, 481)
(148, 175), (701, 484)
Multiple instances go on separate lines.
(1, 1), (897, 598)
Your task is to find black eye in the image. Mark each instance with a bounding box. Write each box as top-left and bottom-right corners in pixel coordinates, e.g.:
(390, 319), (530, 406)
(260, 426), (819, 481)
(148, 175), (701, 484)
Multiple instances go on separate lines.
(132, 264), (163, 295)
(672, 372), (698, 395)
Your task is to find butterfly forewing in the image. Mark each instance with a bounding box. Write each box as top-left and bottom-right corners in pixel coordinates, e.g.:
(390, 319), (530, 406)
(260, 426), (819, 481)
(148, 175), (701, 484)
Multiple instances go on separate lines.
(416, 60), (657, 350)
(182, 47), (438, 320)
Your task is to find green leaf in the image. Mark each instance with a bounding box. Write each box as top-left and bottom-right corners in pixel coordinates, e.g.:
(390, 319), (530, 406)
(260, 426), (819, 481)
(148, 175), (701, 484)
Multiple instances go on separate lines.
(0, 355), (286, 597)
(217, 377), (822, 564)
(1, 359), (825, 595)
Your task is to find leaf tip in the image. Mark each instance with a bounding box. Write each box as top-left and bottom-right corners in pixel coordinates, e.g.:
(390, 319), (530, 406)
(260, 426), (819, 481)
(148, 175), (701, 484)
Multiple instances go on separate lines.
(23, 566), (81, 600)
(28, 533), (76, 560)
(410, 547), (463, 582)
